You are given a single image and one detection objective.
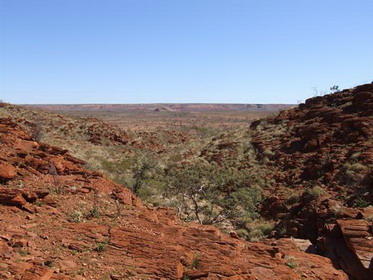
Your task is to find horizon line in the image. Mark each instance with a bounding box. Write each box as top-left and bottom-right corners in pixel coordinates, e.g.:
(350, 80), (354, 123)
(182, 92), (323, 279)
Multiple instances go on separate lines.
(20, 102), (297, 106)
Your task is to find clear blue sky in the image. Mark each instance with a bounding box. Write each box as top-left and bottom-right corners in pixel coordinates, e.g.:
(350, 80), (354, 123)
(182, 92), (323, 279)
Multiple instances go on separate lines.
(0, 0), (372, 104)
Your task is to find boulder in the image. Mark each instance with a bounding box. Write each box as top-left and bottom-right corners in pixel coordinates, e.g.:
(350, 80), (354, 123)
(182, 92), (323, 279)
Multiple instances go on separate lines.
(0, 162), (17, 179)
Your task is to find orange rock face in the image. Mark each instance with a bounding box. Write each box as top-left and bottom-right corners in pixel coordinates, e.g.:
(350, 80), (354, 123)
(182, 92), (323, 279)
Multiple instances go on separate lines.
(324, 218), (373, 280)
(0, 162), (17, 180)
(0, 118), (349, 279)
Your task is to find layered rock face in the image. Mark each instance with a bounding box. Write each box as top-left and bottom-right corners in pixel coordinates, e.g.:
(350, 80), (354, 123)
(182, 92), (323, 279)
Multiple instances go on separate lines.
(250, 84), (373, 279)
(324, 215), (373, 280)
(251, 83), (372, 197)
(0, 118), (348, 279)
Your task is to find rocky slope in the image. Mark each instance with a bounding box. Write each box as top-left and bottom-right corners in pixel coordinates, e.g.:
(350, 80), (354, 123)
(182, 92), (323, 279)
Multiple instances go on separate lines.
(0, 103), (142, 148)
(251, 84), (372, 201)
(250, 84), (373, 279)
(0, 118), (348, 279)
(0, 102), (208, 154)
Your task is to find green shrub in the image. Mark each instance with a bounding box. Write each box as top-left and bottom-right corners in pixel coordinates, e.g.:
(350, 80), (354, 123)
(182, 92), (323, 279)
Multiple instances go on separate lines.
(248, 228), (265, 241)
(70, 211), (83, 223)
(18, 250), (29, 256)
(353, 198), (370, 208)
(191, 254), (200, 269)
(88, 206), (100, 218)
(246, 221), (275, 241)
(342, 162), (367, 183)
(44, 260), (54, 268)
(306, 186), (324, 199)
(285, 257), (297, 269)
(131, 156), (159, 195)
(256, 222), (275, 236)
(164, 163), (262, 225)
(344, 162), (366, 172)
(262, 149), (274, 157)
(94, 242), (108, 252)
(236, 228), (249, 239)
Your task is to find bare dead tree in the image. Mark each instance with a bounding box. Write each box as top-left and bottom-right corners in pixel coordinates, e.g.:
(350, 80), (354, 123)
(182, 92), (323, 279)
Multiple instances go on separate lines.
(31, 120), (44, 142)
(48, 162), (62, 193)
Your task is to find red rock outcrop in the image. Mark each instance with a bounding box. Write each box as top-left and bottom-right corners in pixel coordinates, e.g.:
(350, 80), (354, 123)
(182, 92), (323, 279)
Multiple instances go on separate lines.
(323, 214), (373, 280)
(250, 84), (373, 280)
(0, 162), (17, 180)
(0, 118), (348, 279)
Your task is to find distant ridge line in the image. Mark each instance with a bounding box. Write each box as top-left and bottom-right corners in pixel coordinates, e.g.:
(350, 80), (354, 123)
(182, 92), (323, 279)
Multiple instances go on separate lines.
(26, 103), (295, 112)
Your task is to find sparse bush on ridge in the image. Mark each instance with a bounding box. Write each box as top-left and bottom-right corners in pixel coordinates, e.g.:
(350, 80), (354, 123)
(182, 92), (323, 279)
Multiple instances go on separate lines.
(330, 85), (340, 93)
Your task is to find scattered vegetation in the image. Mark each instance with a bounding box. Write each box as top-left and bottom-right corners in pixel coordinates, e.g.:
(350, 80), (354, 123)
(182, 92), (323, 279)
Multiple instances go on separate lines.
(18, 250), (29, 257)
(94, 241), (108, 252)
(49, 184), (65, 195)
(306, 186), (324, 199)
(164, 162), (262, 226)
(87, 191), (100, 218)
(342, 162), (367, 183)
(277, 225), (288, 237)
(286, 194), (300, 205)
(237, 220), (275, 241)
(44, 260), (54, 268)
(0, 103), (280, 237)
(285, 257), (298, 269)
(191, 254), (200, 269)
(8, 180), (25, 189)
(3, 98), (371, 249)
(353, 198), (371, 208)
(70, 211), (83, 223)
(87, 206), (100, 218)
(34, 200), (44, 207)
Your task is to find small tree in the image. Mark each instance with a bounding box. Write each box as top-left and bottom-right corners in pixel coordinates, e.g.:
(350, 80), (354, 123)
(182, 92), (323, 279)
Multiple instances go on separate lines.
(165, 162), (262, 225)
(131, 155), (158, 195)
(330, 85), (340, 93)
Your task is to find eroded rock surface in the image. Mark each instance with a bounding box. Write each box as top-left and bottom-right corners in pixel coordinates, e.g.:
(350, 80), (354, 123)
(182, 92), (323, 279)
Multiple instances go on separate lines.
(0, 118), (348, 279)
(250, 84), (373, 280)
